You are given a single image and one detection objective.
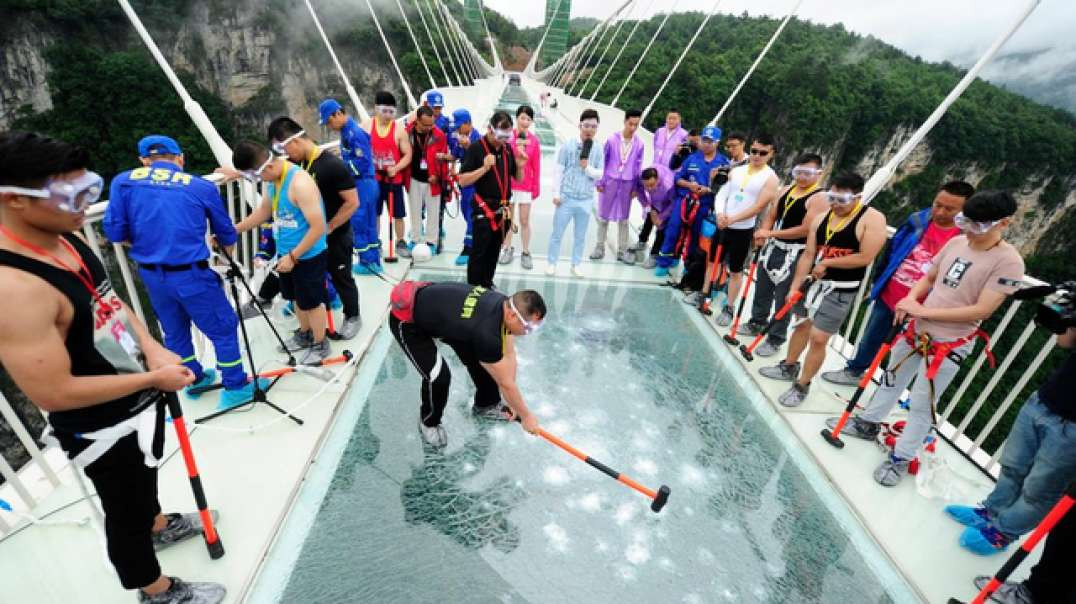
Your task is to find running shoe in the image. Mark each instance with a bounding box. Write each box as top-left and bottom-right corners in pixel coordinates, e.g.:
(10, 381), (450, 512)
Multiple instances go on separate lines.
(642, 255), (657, 269)
(138, 577), (226, 604)
(778, 382), (809, 407)
(297, 339), (331, 365)
(337, 316), (361, 340)
(618, 250), (636, 265)
(499, 246), (514, 265)
(396, 241), (411, 258)
(520, 252), (533, 270)
(589, 244), (604, 260)
(472, 404), (512, 421)
(716, 306), (734, 327)
(824, 416), (880, 441)
(755, 340), (780, 358)
(972, 576), (1033, 603)
(152, 510), (220, 551)
(240, 299), (270, 320)
(759, 361), (800, 382)
(278, 328), (312, 353)
(418, 418), (448, 448)
(821, 368), (864, 386)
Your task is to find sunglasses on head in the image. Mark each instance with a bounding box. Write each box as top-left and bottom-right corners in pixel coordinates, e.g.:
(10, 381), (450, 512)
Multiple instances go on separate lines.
(749, 148), (771, 156)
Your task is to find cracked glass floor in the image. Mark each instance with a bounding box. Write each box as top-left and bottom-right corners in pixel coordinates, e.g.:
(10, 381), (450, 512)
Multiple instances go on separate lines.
(269, 274), (917, 603)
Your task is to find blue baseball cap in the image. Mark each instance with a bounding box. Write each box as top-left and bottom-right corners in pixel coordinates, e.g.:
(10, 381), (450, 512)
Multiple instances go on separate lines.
(425, 90), (445, 107)
(137, 135), (182, 157)
(318, 98), (343, 125)
(700, 126), (722, 142)
(451, 108), (472, 126)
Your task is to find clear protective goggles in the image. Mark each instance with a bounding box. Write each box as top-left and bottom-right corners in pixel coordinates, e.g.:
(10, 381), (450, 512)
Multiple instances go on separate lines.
(825, 191), (860, 206)
(509, 297), (543, 335)
(954, 212), (1001, 235)
(376, 104), (397, 117)
(494, 128), (513, 142)
(791, 166), (822, 178)
(271, 130), (305, 155)
(580, 119), (599, 130)
(0, 171), (104, 213)
(242, 155), (274, 183)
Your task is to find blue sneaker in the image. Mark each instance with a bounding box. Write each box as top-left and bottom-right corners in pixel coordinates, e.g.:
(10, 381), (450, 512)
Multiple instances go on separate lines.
(655, 267), (670, 277)
(184, 368), (217, 399)
(281, 301), (295, 318)
(960, 525), (1012, 556)
(454, 254), (469, 266)
(217, 378), (271, 411)
(945, 505), (992, 530)
(352, 263), (371, 275)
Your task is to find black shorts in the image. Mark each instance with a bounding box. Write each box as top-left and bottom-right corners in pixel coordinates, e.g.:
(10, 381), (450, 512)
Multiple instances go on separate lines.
(279, 250), (328, 310)
(720, 227), (753, 273)
(378, 182), (407, 218)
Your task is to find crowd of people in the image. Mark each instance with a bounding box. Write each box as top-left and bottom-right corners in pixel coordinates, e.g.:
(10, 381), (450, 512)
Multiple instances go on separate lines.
(0, 82), (1073, 604)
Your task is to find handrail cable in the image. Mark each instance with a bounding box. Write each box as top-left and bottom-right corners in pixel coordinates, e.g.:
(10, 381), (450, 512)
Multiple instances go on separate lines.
(641, 0), (724, 121)
(575, 0), (637, 98)
(393, 0), (438, 87)
(610, 0), (679, 107)
(362, 0), (419, 109)
(590, 0), (656, 100)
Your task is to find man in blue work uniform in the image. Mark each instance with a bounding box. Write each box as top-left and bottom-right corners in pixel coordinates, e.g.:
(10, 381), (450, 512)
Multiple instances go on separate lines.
(448, 108), (480, 266)
(320, 98), (383, 275)
(655, 125), (730, 279)
(104, 135), (262, 410)
(424, 90), (452, 133)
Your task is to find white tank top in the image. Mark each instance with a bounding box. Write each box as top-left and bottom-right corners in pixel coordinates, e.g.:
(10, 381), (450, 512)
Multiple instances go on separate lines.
(722, 164), (775, 229)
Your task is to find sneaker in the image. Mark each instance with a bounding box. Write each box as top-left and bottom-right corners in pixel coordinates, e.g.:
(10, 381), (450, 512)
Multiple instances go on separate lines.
(945, 505), (993, 530)
(418, 418), (448, 448)
(138, 577), (226, 604)
(755, 340), (780, 358)
(655, 266), (669, 277)
(454, 253), (469, 266)
(545, 264), (556, 276)
(821, 368), (864, 386)
(778, 382), (809, 407)
(961, 525), (1012, 556)
(642, 255), (657, 269)
(571, 265), (585, 279)
(396, 241), (411, 258)
(759, 361), (800, 382)
(297, 339), (331, 365)
(337, 316), (361, 340)
(184, 368), (217, 399)
(152, 510), (221, 551)
(627, 241), (645, 253)
(824, 415), (880, 441)
(618, 250), (636, 265)
(972, 575), (1033, 603)
(499, 246), (514, 264)
(240, 299), (271, 320)
(682, 291), (703, 306)
(740, 321), (765, 337)
(472, 404), (511, 421)
(716, 305), (734, 327)
(520, 252), (533, 270)
(873, 454), (911, 487)
(278, 328), (312, 353)
(589, 244), (605, 260)
(217, 379), (270, 411)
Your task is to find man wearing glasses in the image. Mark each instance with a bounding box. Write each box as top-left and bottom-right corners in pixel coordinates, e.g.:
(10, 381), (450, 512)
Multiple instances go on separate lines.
(388, 281), (546, 447)
(547, 109), (604, 277)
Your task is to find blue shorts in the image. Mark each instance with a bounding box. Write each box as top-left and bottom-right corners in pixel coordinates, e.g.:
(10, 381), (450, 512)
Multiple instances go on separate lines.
(279, 251), (328, 311)
(378, 182), (406, 218)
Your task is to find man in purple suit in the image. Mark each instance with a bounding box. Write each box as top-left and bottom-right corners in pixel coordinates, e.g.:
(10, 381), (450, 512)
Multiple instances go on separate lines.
(592, 109), (645, 264)
(652, 110), (688, 169)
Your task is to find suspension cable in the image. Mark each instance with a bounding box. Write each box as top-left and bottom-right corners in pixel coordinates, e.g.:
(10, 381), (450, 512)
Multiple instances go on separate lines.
(393, 0), (437, 88)
(303, 0), (373, 120)
(422, 0), (463, 85)
(591, 0), (655, 101)
(523, 0), (566, 77)
(641, 0), (724, 121)
(447, 7), (492, 76)
(708, 0), (801, 126)
(476, 0), (502, 72)
(554, 0), (630, 88)
(610, 0), (678, 107)
(576, 0), (637, 98)
(362, 0), (418, 109)
(566, 13), (616, 95)
(411, 0), (451, 85)
(434, 0), (476, 81)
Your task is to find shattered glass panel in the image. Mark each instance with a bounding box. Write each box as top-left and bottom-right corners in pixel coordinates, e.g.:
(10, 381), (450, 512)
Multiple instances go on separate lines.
(282, 276), (915, 603)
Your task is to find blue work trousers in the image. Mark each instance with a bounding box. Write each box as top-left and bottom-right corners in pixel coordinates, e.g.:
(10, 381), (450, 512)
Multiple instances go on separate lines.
(352, 177), (382, 267)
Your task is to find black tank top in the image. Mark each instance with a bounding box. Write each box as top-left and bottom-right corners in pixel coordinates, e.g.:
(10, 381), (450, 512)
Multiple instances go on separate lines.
(775, 187), (819, 244)
(815, 207), (868, 284)
(413, 282), (507, 364)
(0, 234), (148, 432)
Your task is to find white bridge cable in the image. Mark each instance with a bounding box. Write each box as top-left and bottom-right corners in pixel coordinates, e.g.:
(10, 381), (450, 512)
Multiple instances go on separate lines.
(476, 0), (503, 72)
(362, 0), (418, 109)
(590, 0), (656, 101)
(412, 0), (452, 85)
(436, 0), (477, 81)
(115, 0), (233, 166)
(551, 32), (588, 86)
(550, 41), (584, 86)
(423, 0), (464, 85)
(394, 0), (437, 87)
(610, 0), (679, 107)
(576, 0), (637, 98)
(553, 0), (631, 87)
(708, 0), (801, 126)
(641, 0), (724, 121)
(860, 0), (1041, 204)
(565, 11), (617, 95)
(304, 0), (373, 120)
(448, 10), (494, 76)
(523, 0), (566, 77)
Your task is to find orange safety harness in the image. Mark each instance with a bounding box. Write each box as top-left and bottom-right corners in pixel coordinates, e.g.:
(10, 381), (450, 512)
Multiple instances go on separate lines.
(674, 192), (700, 261)
(473, 138), (511, 232)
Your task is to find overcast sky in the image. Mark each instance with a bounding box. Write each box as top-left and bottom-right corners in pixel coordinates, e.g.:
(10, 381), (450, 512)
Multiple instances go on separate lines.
(478, 0), (1074, 112)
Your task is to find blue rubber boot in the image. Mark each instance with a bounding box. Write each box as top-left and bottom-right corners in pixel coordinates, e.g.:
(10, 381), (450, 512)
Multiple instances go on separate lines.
(944, 505), (992, 530)
(217, 378), (271, 411)
(184, 368), (217, 399)
(454, 253), (469, 266)
(655, 267), (669, 277)
(960, 525), (1012, 556)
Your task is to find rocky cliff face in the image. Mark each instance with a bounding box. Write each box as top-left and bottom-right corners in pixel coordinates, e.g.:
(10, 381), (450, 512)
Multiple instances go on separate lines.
(0, 26), (54, 128)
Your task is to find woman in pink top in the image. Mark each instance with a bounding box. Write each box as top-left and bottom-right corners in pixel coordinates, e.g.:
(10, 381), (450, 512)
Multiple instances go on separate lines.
(500, 105), (542, 269)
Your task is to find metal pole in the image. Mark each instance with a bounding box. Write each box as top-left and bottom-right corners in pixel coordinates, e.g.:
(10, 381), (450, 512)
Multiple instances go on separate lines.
(641, 0), (724, 122)
(610, 0), (678, 107)
(591, 0), (655, 101)
(363, 0), (418, 109)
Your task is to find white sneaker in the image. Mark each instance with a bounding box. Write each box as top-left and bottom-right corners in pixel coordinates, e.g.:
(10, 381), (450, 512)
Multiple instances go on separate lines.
(545, 264), (556, 276)
(571, 265), (584, 278)
(417, 418), (447, 448)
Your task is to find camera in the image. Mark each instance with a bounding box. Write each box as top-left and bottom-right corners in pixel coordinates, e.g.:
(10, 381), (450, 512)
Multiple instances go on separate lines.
(711, 166), (730, 190)
(1002, 278), (1076, 334)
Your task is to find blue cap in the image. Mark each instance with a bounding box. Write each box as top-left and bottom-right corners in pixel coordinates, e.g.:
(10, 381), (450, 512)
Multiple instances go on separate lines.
(451, 108), (472, 126)
(318, 98), (343, 125)
(425, 90), (445, 107)
(137, 135), (182, 157)
(700, 126), (722, 141)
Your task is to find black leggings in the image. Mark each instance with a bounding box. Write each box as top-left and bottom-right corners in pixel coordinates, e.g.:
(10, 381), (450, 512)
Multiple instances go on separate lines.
(390, 315), (501, 426)
(1025, 501), (1076, 602)
(637, 214), (665, 255)
(468, 218), (504, 288)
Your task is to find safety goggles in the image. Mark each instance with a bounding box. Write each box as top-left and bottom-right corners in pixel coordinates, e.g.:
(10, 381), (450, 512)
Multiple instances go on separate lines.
(954, 212), (1001, 235)
(509, 297), (543, 335)
(271, 130), (305, 155)
(0, 171), (104, 213)
(242, 155), (274, 183)
(494, 128), (513, 142)
(579, 120), (599, 130)
(825, 191), (860, 206)
(375, 104), (397, 118)
(749, 147), (771, 156)
(791, 166), (822, 178)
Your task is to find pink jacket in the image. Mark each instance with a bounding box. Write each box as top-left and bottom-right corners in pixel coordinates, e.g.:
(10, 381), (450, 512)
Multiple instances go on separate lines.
(510, 130), (541, 199)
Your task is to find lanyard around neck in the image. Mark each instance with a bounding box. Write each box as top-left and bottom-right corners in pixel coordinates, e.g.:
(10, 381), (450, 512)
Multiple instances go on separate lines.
(824, 202), (863, 244)
(272, 162), (291, 217)
(480, 138), (509, 201)
(0, 226), (101, 303)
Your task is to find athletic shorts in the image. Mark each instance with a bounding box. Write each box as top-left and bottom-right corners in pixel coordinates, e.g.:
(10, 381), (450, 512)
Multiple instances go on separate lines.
(279, 250), (328, 311)
(794, 287), (856, 334)
(378, 182), (407, 218)
(512, 190), (536, 205)
(720, 227), (753, 273)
